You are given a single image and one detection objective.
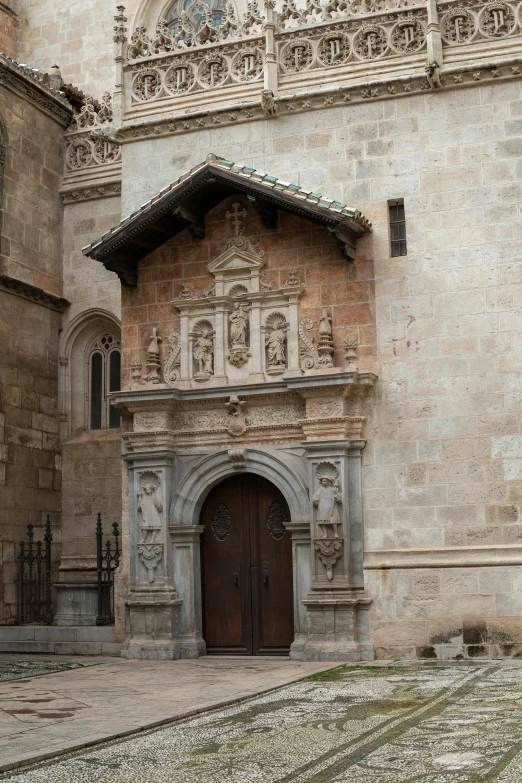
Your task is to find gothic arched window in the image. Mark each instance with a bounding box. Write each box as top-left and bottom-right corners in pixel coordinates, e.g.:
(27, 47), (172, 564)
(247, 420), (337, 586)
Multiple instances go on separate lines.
(165, 0), (228, 33)
(88, 334), (121, 430)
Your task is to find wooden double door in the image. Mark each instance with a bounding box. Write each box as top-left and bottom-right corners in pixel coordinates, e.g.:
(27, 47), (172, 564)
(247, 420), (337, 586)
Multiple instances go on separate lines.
(201, 474), (294, 655)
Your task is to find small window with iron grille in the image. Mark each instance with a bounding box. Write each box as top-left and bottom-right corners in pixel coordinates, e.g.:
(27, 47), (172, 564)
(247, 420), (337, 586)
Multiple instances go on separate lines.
(389, 201), (407, 257)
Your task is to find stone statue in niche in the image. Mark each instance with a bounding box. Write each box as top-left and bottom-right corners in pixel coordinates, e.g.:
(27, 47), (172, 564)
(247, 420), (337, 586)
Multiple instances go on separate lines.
(193, 323), (214, 380)
(313, 461), (342, 538)
(137, 471), (163, 544)
(265, 314), (287, 375)
(313, 461), (344, 581)
(230, 302), (248, 346)
(228, 303), (251, 367)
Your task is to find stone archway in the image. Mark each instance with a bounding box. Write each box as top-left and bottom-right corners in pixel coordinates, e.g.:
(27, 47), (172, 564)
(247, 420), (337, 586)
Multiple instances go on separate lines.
(167, 447), (312, 659)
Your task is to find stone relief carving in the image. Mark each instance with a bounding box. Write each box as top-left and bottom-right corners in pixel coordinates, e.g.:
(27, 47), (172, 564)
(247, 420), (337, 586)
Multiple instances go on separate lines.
(143, 327), (163, 384)
(137, 471), (163, 544)
(344, 335), (358, 371)
(134, 412), (170, 431)
(299, 309), (335, 371)
(193, 321), (214, 380)
(211, 502), (233, 540)
(441, 5), (477, 43)
(225, 395), (247, 436)
(313, 461), (344, 580)
(267, 500), (288, 540)
(136, 470), (164, 584)
(164, 332), (182, 385)
(261, 89), (277, 116)
(282, 268), (301, 288)
(246, 402), (303, 427)
(299, 318), (320, 370)
(170, 199), (306, 386)
(480, 2), (516, 38)
(137, 543), (163, 583)
(305, 397), (344, 419)
(65, 91), (121, 174)
(228, 448), (246, 469)
(314, 538), (343, 581)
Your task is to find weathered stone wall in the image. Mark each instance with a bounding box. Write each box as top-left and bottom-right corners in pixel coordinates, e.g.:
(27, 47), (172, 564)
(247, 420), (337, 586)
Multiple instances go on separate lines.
(0, 84), (63, 294)
(62, 197), (122, 326)
(0, 82), (65, 623)
(121, 195), (375, 390)
(0, 1), (17, 59)
(59, 196), (124, 636)
(119, 78), (522, 658)
(0, 290), (62, 622)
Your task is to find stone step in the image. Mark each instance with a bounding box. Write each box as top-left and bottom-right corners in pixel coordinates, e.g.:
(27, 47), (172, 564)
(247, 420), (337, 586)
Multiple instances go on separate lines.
(0, 625), (121, 656)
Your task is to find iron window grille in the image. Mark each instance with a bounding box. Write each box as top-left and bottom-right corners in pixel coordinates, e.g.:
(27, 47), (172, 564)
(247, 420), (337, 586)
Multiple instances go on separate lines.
(389, 201), (407, 257)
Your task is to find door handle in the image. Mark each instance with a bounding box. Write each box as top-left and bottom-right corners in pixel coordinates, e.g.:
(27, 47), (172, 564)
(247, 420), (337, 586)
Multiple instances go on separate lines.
(233, 572), (238, 585)
(262, 561), (270, 585)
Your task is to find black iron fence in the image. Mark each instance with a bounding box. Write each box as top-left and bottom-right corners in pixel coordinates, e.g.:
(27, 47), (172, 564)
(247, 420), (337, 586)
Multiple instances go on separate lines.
(16, 516), (53, 624)
(96, 513), (120, 625)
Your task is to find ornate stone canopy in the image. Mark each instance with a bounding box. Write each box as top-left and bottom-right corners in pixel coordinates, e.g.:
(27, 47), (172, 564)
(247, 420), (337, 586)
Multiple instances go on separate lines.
(82, 154), (372, 286)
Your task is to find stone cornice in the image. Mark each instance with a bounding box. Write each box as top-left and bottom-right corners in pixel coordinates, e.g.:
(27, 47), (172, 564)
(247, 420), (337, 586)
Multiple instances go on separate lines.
(117, 55), (522, 144)
(364, 545), (522, 569)
(60, 179), (122, 204)
(0, 55), (72, 127)
(0, 274), (69, 312)
(112, 371), (377, 406)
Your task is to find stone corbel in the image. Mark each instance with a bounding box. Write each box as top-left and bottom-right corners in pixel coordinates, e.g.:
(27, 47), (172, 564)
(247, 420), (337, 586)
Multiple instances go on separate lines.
(327, 227), (356, 263)
(247, 195), (278, 229)
(172, 206), (206, 239)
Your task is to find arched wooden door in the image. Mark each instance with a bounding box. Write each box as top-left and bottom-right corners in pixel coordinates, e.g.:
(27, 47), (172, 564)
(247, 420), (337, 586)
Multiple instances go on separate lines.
(201, 474), (294, 655)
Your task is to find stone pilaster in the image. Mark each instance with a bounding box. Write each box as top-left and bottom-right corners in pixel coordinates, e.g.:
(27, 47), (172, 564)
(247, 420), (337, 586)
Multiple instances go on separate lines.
(121, 449), (182, 659)
(169, 525), (206, 658)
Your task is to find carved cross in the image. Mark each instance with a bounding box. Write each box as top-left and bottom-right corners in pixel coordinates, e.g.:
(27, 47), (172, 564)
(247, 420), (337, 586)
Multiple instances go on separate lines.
(226, 202), (248, 236)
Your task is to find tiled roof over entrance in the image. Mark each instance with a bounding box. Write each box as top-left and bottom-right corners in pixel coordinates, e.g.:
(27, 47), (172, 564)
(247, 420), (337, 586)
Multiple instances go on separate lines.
(82, 154), (372, 287)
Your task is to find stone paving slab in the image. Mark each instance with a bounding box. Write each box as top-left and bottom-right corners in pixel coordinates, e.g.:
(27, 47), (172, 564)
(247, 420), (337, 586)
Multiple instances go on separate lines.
(5, 661), (522, 782)
(0, 654), (334, 772)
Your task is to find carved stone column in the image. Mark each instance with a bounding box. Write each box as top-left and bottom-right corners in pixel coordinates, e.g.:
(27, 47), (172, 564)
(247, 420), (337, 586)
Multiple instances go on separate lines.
(263, 0), (278, 95)
(285, 292), (301, 378)
(249, 299), (264, 382)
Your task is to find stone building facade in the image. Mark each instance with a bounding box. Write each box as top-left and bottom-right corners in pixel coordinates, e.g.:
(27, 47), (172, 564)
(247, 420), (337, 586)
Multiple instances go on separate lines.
(2, 0), (522, 659)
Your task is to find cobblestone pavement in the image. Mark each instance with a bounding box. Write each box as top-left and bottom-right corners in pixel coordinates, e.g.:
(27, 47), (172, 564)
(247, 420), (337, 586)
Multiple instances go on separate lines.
(0, 655), (332, 772)
(5, 662), (522, 782)
(0, 660), (99, 682)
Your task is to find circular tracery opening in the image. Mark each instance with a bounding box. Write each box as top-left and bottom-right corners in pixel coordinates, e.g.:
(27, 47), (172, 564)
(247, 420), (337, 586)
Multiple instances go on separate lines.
(165, 0), (228, 33)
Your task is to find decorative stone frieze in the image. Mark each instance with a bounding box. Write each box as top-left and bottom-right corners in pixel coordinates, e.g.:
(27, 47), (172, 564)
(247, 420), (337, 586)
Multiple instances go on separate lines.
(439, 0), (519, 45)
(60, 181), (122, 204)
(114, 54), (522, 144)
